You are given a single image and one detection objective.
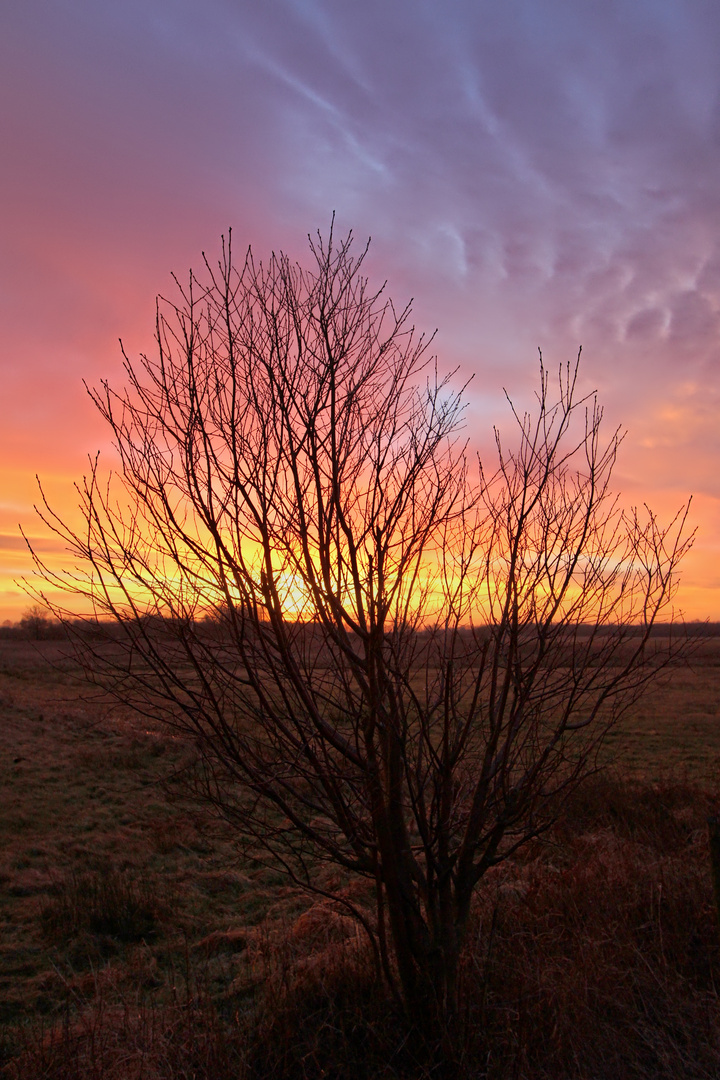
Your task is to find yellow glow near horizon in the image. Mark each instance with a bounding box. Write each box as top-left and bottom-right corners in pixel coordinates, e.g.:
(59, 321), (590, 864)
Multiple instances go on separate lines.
(1, 462), (718, 626)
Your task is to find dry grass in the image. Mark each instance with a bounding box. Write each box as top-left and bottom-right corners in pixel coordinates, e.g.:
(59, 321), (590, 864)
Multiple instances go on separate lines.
(599, 636), (720, 781)
(0, 639), (719, 1077)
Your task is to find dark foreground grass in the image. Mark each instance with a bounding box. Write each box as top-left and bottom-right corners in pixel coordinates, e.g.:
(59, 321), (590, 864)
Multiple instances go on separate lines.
(0, 641), (719, 1078)
(6, 784), (720, 1079)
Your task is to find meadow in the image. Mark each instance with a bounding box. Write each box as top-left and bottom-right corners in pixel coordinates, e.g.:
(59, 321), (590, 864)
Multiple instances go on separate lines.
(0, 633), (719, 1079)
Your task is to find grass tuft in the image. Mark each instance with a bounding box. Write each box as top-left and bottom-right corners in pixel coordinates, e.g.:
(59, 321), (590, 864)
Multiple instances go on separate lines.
(40, 869), (169, 945)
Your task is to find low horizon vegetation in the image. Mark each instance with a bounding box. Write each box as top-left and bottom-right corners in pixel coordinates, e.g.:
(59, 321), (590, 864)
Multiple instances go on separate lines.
(7, 606), (720, 637)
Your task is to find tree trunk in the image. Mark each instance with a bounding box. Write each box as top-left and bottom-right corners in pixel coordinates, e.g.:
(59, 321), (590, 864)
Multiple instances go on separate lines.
(381, 880), (463, 1060)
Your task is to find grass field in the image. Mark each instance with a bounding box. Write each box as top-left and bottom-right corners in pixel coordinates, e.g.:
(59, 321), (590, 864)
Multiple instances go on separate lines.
(0, 637), (718, 1078)
(600, 635), (720, 780)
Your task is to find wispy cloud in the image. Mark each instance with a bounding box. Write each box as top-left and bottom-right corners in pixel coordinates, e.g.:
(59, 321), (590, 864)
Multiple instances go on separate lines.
(1, 0), (719, 612)
(0, 535), (65, 554)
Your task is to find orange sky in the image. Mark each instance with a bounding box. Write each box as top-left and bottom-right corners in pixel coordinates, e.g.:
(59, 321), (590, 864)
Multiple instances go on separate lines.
(2, 2), (719, 621)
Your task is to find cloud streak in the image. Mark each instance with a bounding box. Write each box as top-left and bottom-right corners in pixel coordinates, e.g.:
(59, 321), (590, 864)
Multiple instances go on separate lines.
(1, 0), (719, 614)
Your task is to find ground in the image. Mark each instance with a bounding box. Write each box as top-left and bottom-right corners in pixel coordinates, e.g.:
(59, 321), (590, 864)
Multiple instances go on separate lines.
(0, 637), (718, 1078)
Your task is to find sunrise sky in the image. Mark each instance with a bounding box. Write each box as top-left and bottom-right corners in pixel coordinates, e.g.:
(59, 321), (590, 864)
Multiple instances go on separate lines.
(1, 0), (719, 620)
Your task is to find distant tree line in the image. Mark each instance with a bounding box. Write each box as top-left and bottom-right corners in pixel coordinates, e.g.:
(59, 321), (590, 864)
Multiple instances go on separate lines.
(2, 608), (718, 644)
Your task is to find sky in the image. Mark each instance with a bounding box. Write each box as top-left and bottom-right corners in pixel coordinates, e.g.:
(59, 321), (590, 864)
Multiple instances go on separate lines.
(1, 0), (720, 620)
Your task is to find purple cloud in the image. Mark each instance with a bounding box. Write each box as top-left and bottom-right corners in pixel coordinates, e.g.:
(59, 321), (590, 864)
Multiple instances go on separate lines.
(1, 0), (720, 612)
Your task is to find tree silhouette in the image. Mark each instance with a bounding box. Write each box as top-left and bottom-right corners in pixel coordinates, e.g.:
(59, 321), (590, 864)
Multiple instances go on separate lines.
(27, 226), (692, 1036)
(20, 603), (50, 640)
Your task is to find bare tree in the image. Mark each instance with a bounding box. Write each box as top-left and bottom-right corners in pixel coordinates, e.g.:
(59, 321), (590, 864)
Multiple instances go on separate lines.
(20, 603), (51, 640)
(26, 226), (692, 1034)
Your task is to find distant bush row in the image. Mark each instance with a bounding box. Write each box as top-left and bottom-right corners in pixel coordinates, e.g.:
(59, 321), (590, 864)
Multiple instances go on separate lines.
(3, 606), (720, 643)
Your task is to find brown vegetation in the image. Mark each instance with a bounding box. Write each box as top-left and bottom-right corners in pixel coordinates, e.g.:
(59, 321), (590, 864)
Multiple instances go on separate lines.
(0, 640), (718, 1078)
